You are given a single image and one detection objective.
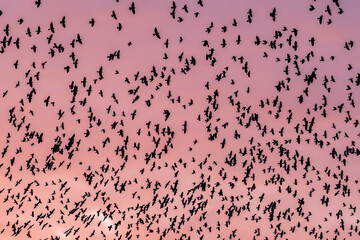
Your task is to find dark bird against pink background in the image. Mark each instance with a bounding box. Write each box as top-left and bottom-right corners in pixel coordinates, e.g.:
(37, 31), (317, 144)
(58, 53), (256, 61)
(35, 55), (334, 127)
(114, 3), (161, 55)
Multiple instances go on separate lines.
(0, 0), (360, 239)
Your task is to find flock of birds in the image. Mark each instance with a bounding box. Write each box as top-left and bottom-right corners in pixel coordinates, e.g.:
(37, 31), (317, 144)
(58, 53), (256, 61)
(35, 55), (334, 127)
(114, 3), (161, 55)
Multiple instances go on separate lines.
(0, 0), (359, 239)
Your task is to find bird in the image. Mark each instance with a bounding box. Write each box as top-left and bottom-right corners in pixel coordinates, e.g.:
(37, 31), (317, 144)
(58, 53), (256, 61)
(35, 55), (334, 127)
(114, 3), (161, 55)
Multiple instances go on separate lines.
(153, 27), (161, 39)
(35, 0), (41, 8)
(270, 8), (277, 21)
(129, 2), (136, 15)
(89, 18), (95, 27)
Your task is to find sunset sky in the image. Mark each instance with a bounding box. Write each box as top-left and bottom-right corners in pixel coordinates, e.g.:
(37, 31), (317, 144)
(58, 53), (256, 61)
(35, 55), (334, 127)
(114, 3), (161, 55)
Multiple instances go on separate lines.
(0, 0), (360, 239)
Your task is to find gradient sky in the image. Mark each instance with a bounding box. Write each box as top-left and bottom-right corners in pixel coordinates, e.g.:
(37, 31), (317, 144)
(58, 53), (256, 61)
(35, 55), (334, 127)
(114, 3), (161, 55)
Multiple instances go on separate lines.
(0, 0), (360, 239)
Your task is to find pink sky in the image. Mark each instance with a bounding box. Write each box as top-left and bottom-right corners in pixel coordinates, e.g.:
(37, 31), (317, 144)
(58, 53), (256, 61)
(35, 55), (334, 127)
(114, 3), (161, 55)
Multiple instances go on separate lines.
(0, 0), (360, 239)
